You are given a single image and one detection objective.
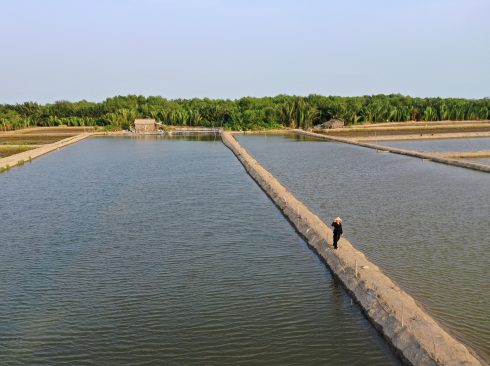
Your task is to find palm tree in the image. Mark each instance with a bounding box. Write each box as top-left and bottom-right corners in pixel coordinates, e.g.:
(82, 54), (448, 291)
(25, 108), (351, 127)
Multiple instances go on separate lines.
(423, 106), (438, 121)
(278, 102), (295, 128)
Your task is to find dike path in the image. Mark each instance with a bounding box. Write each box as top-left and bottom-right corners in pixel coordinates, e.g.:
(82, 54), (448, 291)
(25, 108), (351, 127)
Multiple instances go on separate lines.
(221, 131), (484, 366)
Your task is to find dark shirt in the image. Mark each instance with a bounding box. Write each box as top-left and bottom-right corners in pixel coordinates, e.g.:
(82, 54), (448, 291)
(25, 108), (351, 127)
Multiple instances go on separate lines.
(332, 222), (343, 238)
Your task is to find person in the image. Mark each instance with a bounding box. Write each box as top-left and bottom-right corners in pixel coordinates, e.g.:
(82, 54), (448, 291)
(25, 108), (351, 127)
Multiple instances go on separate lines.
(331, 217), (343, 250)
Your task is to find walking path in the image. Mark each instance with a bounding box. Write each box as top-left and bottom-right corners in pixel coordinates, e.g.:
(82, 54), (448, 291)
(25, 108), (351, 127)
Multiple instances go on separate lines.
(222, 131), (484, 366)
(431, 150), (490, 159)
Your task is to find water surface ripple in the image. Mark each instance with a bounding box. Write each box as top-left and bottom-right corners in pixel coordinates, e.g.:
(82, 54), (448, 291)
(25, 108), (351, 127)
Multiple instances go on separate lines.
(0, 137), (398, 365)
(237, 134), (490, 361)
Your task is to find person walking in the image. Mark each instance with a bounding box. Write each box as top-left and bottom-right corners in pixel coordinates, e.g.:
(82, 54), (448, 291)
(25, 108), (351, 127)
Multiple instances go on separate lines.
(332, 217), (343, 250)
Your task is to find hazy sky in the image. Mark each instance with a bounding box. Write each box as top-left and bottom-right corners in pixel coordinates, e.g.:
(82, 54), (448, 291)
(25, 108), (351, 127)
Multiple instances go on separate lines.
(1, 0), (489, 103)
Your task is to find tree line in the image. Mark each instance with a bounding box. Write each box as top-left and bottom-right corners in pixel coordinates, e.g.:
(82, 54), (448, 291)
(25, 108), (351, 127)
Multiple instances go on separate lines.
(1, 94), (489, 131)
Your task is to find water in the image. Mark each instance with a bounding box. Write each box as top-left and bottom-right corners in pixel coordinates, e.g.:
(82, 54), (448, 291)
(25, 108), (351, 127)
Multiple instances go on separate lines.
(237, 134), (490, 361)
(0, 137), (398, 365)
(372, 137), (490, 152)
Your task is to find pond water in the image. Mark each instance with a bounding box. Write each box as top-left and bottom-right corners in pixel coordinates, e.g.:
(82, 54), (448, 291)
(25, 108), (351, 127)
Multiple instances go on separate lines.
(237, 134), (490, 361)
(371, 137), (490, 152)
(0, 137), (398, 365)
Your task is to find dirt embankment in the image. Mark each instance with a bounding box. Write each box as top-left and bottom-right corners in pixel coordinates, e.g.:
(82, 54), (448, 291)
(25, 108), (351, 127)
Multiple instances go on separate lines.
(348, 120), (490, 128)
(432, 151), (490, 159)
(355, 131), (490, 141)
(317, 121), (490, 134)
(1, 126), (95, 134)
(221, 131), (485, 366)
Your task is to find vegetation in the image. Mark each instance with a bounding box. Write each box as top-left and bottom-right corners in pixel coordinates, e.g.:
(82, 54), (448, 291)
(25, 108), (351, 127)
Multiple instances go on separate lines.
(0, 164), (10, 173)
(0, 94), (489, 131)
(0, 145), (35, 158)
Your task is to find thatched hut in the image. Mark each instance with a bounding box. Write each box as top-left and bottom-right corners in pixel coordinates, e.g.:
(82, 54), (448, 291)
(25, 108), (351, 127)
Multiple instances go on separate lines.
(134, 119), (157, 133)
(315, 118), (345, 130)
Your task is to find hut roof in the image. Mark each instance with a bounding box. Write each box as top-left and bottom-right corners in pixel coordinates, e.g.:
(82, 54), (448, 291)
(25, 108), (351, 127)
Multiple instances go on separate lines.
(315, 118), (345, 129)
(134, 118), (156, 125)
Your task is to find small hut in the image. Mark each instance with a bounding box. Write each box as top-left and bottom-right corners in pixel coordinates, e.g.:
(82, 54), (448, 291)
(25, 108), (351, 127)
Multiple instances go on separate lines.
(134, 119), (157, 133)
(315, 118), (345, 130)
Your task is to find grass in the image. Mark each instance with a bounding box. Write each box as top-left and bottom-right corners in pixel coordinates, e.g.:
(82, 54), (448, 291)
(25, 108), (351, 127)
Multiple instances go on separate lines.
(23, 127), (94, 134)
(0, 145), (36, 158)
(0, 134), (75, 145)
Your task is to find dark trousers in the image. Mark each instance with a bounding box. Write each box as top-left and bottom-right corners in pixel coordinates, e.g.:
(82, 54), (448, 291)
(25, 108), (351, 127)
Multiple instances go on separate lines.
(333, 235), (340, 249)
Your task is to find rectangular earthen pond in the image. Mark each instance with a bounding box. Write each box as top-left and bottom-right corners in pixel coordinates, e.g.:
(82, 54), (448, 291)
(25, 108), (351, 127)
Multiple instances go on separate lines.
(0, 136), (399, 365)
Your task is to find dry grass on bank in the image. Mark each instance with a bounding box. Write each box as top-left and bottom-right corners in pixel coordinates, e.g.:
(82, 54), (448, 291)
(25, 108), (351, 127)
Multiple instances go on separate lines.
(0, 135), (78, 145)
(0, 145), (35, 158)
(1, 126), (95, 135)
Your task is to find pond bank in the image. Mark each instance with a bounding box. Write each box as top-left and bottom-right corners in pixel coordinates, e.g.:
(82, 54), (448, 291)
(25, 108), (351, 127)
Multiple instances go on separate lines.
(221, 131), (484, 366)
(356, 131), (490, 141)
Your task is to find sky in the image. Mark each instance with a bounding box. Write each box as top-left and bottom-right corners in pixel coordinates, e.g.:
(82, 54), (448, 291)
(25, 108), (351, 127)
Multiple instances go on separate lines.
(0, 0), (489, 103)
